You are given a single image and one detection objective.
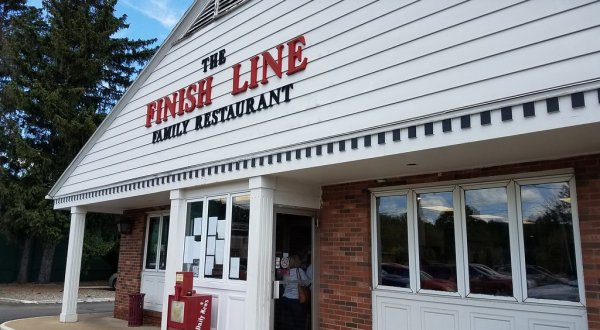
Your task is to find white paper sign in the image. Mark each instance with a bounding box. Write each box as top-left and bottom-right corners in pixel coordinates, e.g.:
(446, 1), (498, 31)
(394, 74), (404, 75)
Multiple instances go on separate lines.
(229, 257), (240, 279)
(207, 236), (216, 255)
(205, 256), (214, 276)
(193, 217), (203, 236)
(217, 220), (226, 239)
(215, 240), (225, 264)
(193, 240), (202, 259)
(208, 217), (218, 235)
(184, 236), (195, 263)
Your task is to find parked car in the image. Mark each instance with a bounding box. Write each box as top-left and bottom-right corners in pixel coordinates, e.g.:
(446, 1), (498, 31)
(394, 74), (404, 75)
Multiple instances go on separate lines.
(109, 273), (117, 290)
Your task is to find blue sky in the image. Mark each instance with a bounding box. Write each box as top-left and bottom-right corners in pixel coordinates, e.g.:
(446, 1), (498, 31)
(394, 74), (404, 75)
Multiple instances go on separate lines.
(27, 0), (195, 46)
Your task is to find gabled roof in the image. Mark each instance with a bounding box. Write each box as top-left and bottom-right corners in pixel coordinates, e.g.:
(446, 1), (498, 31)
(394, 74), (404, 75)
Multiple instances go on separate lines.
(46, 0), (211, 199)
(184, 0), (249, 38)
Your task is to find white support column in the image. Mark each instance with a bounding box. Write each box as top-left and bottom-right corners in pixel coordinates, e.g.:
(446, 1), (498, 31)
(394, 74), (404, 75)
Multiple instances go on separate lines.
(245, 176), (276, 330)
(161, 189), (186, 330)
(60, 206), (86, 323)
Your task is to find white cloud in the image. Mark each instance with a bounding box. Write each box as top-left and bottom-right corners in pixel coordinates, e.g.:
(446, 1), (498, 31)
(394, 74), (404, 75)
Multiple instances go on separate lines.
(121, 0), (185, 28)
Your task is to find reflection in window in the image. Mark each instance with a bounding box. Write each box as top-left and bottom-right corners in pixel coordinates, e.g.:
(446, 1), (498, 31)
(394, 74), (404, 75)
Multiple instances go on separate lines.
(417, 191), (457, 292)
(229, 195), (250, 280)
(145, 217), (160, 270)
(205, 198), (227, 279)
(183, 202), (204, 276)
(145, 215), (169, 271)
(521, 182), (579, 302)
(159, 216), (170, 270)
(465, 187), (512, 296)
(377, 195), (409, 288)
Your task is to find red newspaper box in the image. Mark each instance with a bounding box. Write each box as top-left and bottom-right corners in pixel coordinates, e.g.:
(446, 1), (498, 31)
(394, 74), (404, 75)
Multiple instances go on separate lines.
(167, 272), (212, 330)
(167, 294), (211, 330)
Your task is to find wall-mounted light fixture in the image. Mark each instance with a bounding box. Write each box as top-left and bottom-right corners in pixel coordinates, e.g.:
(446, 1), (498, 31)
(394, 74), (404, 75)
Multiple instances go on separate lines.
(117, 218), (132, 235)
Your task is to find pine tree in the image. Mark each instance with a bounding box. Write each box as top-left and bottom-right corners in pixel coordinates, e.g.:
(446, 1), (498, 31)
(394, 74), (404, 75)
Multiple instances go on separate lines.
(0, 0), (47, 284)
(0, 0), (157, 283)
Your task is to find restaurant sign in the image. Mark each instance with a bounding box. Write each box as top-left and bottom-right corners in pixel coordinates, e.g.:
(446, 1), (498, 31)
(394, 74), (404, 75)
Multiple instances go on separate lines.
(146, 36), (308, 144)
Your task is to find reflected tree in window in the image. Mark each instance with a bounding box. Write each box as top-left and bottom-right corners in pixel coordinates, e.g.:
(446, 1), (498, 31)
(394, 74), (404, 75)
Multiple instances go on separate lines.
(521, 182), (579, 302)
(229, 195), (249, 280)
(464, 187), (512, 296)
(377, 196), (409, 288)
(417, 192), (457, 292)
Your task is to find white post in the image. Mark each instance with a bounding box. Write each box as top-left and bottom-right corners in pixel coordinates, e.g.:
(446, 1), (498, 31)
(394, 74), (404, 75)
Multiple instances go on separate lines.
(245, 176), (276, 330)
(60, 206), (86, 323)
(161, 189), (186, 330)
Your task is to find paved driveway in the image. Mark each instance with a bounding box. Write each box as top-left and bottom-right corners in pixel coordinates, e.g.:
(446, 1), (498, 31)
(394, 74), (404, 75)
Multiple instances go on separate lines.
(0, 301), (113, 324)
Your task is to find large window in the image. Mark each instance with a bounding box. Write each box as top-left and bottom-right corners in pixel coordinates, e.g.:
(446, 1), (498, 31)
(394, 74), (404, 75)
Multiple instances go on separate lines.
(145, 214), (170, 271)
(373, 174), (583, 305)
(182, 193), (250, 282)
(417, 190), (457, 292)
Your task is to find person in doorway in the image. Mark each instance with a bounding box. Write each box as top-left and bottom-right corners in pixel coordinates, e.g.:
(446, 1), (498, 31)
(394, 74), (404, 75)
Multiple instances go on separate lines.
(280, 255), (310, 330)
(305, 254), (313, 281)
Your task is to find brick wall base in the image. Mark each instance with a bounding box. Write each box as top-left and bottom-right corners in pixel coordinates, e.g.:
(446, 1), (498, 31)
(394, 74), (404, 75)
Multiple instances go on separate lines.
(113, 206), (169, 326)
(319, 154), (600, 330)
(143, 310), (162, 326)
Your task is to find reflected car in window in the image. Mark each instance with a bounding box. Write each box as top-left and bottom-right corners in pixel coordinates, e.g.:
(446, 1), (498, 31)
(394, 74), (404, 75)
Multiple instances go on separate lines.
(381, 263), (457, 292)
(469, 263), (513, 296)
(381, 263), (410, 288)
(419, 271), (457, 292)
(527, 283), (579, 302)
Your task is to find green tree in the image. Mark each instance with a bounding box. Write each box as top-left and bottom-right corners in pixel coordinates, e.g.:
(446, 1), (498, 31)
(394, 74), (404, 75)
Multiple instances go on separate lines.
(1, 0), (156, 283)
(0, 0), (48, 284)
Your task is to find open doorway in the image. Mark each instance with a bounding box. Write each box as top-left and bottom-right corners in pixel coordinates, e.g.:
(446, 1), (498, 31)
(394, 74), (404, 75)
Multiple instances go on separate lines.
(273, 211), (314, 330)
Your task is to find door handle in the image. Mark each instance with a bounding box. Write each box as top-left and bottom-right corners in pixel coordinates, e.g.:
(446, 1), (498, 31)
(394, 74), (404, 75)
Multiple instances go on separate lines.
(273, 281), (280, 299)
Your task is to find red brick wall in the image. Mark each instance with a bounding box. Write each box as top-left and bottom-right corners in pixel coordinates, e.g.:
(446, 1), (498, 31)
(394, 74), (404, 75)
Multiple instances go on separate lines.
(113, 206), (169, 326)
(319, 154), (600, 330)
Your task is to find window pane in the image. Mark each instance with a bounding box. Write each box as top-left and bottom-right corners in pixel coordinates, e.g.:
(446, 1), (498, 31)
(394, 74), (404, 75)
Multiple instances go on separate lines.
(205, 198), (227, 279)
(159, 216), (170, 270)
(183, 202), (204, 276)
(229, 195), (250, 280)
(465, 187), (512, 296)
(417, 191), (457, 292)
(145, 217), (160, 270)
(521, 182), (579, 302)
(377, 195), (409, 288)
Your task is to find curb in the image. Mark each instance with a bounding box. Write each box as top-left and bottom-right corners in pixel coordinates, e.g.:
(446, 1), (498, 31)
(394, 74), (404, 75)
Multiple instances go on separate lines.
(0, 297), (114, 304)
(0, 321), (14, 330)
(0, 315), (52, 330)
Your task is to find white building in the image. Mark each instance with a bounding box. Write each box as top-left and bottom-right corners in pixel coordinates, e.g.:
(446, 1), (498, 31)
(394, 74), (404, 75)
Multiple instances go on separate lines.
(49, 1), (600, 329)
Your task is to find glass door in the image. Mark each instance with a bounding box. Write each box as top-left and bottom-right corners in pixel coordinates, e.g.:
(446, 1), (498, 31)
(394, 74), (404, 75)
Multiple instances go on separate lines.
(273, 212), (314, 330)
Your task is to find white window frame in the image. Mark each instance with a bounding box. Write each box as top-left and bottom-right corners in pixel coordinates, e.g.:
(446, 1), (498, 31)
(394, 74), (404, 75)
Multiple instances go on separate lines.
(143, 212), (171, 272)
(459, 180), (520, 302)
(371, 173), (585, 307)
(371, 190), (412, 294)
(184, 191), (251, 285)
(514, 175), (585, 307)
(412, 185), (464, 298)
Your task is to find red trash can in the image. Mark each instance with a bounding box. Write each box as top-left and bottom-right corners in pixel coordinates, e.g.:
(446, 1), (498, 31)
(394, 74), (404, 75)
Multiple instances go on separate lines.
(128, 293), (145, 327)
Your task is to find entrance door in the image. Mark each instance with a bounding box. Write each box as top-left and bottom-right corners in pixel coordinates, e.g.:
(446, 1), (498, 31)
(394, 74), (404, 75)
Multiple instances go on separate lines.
(273, 211), (314, 330)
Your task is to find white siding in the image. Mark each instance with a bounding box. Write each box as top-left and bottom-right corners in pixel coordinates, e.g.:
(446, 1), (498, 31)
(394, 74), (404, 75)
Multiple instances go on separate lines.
(55, 0), (600, 196)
